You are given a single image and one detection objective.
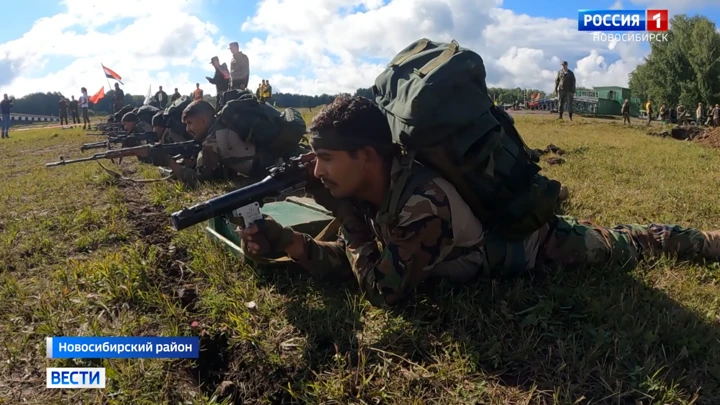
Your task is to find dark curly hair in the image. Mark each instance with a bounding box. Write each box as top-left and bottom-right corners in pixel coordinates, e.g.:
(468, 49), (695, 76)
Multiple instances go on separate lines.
(309, 95), (393, 149)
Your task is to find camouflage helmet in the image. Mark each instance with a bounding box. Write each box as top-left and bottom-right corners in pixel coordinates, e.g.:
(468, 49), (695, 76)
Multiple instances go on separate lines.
(121, 112), (138, 123)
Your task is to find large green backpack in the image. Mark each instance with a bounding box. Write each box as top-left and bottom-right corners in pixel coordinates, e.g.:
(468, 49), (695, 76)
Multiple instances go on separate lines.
(134, 105), (161, 125)
(111, 105), (134, 122)
(216, 92), (306, 163)
(163, 96), (193, 135)
(373, 38), (562, 241)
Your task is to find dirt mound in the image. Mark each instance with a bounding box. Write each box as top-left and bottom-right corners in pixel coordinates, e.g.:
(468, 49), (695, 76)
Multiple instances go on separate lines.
(532, 143), (566, 157)
(647, 126), (705, 140)
(694, 126), (720, 148)
(647, 125), (720, 148)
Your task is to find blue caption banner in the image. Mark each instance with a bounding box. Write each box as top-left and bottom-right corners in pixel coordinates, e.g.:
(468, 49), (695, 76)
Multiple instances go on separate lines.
(578, 10), (646, 32)
(46, 337), (200, 359)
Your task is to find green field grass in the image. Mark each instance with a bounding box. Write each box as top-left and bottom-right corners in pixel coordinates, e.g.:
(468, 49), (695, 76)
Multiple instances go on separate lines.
(0, 115), (719, 404)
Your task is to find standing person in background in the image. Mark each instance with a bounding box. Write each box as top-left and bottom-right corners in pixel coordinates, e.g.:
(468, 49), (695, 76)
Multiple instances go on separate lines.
(645, 99), (653, 126)
(256, 82), (262, 99)
(206, 56), (229, 109)
(79, 87), (90, 130)
(69, 96), (80, 126)
(229, 41), (249, 90)
(193, 83), (204, 101)
(621, 98), (631, 125)
(263, 80), (272, 103)
(171, 88), (182, 103)
(259, 80), (267, 102)
(713, 104), (719, 127)
(112, 83), (125, 113)
(677, 104), (689, 126)
(154, 86), (169, 108)
(554, 61), (576, 121)
(659, 103), (669, 124)
(0, 94), (12, 138)
(696, 102), (704, 126)
(58, 97), (69, 126)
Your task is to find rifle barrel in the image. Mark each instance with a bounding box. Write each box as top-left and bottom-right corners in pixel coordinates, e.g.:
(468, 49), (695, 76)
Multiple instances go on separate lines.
(170, 166), (307, 231)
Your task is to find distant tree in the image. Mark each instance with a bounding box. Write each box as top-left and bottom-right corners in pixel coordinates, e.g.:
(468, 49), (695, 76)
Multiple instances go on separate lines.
(629, 14), (720, 107)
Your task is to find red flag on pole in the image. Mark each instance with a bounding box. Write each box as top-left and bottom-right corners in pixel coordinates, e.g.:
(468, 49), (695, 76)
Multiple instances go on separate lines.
(89, 87), (105, 104)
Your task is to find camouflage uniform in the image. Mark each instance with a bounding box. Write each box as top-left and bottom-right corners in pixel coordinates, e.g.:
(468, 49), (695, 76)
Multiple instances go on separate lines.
(123, 121), (155, 163)
(160, 127), (193, 144)
(174, 123), (256, 183)
(113, 88), (125, 113)
(555, 68), (576, 119)
(287, 158), (720, 308)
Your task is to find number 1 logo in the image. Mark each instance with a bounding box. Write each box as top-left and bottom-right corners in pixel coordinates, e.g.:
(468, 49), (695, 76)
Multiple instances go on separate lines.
(646, 10), (669, 31)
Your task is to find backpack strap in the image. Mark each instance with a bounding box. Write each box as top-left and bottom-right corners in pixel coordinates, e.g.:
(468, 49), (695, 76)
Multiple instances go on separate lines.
(377, 153), (436, 228)
(389, 39), (430, 66)
(416, 40), (459, 77)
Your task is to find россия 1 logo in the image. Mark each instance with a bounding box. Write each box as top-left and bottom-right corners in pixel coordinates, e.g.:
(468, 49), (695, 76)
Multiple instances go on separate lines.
(578, 10), (668, 31)
(578, 9), (669, 43)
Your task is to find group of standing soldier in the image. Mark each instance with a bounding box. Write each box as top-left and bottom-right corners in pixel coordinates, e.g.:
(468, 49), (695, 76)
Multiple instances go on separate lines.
(639, 100), (720, 127)
(255, 80), (272, 103)
(57, 87), (92, 129)
(100, 41), (252, 115)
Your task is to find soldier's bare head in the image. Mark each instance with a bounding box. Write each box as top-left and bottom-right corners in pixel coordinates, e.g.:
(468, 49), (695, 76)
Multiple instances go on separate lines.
(309, 95), (395, 202)
(182, 100), (215, 141)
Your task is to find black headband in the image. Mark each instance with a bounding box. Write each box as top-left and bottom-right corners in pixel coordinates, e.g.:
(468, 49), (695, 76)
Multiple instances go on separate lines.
(309, 128), (393, 152)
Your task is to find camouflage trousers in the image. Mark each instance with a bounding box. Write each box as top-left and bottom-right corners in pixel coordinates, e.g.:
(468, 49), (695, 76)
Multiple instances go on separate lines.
(485, 216), (719, 276)
(558, 92), (574, 115)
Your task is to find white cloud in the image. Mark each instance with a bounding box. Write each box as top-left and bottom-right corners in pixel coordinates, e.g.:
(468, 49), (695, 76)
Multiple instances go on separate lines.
(0, 0), (220, 98)
(239, 0), (646, 94)
(0, 0), (659, 99)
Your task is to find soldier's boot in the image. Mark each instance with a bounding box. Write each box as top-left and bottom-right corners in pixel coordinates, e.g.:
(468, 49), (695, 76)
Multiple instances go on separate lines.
(558, 113), (563, 119)
(701, 230), (720, 261)
(569, 113), (573, 121)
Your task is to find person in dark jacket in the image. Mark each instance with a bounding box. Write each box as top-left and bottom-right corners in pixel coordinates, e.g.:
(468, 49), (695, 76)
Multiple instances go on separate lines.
(0, 94), (12, 138)
(154, 86), (169, 108)
(207, 56), (230, 109)
(621, 99), (631, 124)
(554, 61), (576, 121)
(69, 96), (80, 125)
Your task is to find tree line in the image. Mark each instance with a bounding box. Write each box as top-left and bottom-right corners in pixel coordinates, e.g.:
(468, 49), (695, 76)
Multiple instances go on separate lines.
(629, 14), (720, 109)
(6, 85), (547, 116)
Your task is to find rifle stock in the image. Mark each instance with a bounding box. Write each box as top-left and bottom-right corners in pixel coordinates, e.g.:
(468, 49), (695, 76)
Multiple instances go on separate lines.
(170, 157), (309, 231)
(47, 140), (200, 167)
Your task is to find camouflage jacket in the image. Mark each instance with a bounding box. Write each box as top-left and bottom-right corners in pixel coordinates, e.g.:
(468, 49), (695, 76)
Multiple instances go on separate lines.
(230, 52), (249, 88)
(174, 123), (256, 183)
(161, 127), (193, 144)
(555, 69), (576, 93)
(290, 158), (488, 308)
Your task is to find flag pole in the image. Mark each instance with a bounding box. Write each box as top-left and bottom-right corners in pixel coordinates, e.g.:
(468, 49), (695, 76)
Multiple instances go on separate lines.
(101, 64), (112, 92)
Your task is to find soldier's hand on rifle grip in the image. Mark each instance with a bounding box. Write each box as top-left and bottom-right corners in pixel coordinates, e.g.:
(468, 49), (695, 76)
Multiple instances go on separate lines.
(236, 215), (295, 256)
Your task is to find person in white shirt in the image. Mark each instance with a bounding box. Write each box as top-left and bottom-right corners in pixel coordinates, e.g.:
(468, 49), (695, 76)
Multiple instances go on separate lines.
(79, 87), (90, 129)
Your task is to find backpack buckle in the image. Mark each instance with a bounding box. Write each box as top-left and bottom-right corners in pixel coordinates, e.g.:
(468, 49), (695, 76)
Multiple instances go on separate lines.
(399, 151), (416, 170)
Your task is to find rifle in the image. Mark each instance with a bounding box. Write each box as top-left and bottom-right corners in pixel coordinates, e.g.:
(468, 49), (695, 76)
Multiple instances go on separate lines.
(46, 140), (201, 168)
(170, 157), (309, 231)
(80, 131), (159, 152)
(91, 123), (123, 133)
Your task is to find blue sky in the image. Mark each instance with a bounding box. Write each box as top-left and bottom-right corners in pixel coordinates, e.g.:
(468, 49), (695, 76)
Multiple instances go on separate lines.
(0, 0), (718, 98)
